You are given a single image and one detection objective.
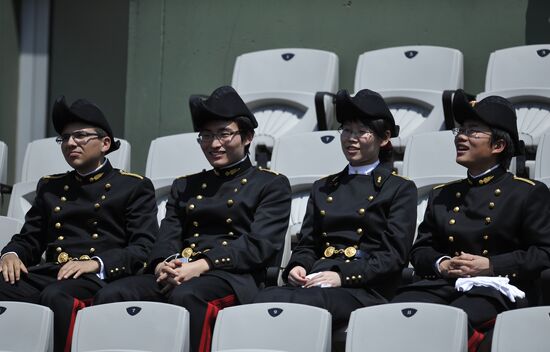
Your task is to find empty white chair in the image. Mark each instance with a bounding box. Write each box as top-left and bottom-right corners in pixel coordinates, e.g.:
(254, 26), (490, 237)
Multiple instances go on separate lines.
(8, 137), (131, 222)
(479, 44), (550, 156)
(71, 301), (189, 352)
(354, 46), (464, 157)
(346, 303), (468, 352)
(145, 133), (212, 223)
(491, 306), (550, 352)
(0, 216), (24, 250)
(535, 133), (550, 187)
(271, 131), (347, 242)
(0, 140), (7, 185)
(211, 303), (331, 352)
(0, 302), (53, 352)
(232, 48), (339, 164)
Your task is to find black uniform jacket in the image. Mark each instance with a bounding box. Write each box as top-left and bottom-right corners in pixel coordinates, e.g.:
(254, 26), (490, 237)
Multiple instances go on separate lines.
(283, 164), (418, 304)
(1, 160), (159, 283)
(147, 157), (291, 304)
(409, 166), (550, 304)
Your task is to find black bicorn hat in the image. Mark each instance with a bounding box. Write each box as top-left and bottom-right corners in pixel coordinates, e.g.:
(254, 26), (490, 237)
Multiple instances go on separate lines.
(335, 89), (399, 137)
(452, 89), (522, 156)
(189, 86), (258, 132)
(52, 96), (120, 154)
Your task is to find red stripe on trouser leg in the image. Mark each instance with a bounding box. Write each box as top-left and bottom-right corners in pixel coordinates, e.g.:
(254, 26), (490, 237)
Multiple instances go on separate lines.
(468, 329), (485, 352)
(64, 298), (92, 352)
(477, 318), (496, 332)
(198, 294), (237, 352)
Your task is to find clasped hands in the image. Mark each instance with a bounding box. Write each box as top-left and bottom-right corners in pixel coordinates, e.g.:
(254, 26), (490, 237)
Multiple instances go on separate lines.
(154, 258), (209, 288)
(287, 266), (342, 288)
(439, 251), (493, 278)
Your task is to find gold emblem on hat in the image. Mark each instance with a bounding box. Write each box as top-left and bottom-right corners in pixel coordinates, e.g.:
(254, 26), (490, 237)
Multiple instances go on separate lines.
(57, 252), (70, 264)
(181, 247), (194, 258)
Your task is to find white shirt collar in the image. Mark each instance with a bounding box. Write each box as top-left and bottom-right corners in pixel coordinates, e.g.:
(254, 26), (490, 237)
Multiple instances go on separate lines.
(77, 158), (107, 177)
(348, 160), (380, 175)
(468, 164), (500, 179)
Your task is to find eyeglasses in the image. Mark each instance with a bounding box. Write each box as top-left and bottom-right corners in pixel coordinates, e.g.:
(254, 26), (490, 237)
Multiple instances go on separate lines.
(451, 127), (492, 139)
(197, 130), (241, 144)
(337, 126), (375, 139)
(56, 131), (104, 145)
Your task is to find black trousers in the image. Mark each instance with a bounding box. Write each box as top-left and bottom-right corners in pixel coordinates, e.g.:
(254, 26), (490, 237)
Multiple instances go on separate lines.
(94, 274), (237, 352)
(0, 267), (102, 352)
(254, 285), (383, 327)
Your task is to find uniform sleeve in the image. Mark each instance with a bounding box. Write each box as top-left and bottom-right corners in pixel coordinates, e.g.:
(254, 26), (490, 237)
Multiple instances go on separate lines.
(201, 175), (291, 273)
(1, 179), (49, 266)
(489, 182), (550, 279)
(282, 191), (320, 280)
(409, 189), (450, 276)
(336, 179), (418, 288)
(99, 178), (159, 280)
(146, 179), (187, 271)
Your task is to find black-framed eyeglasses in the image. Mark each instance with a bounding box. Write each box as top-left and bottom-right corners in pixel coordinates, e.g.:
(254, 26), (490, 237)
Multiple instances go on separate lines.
(55, 131), (104, 145)
(337, 126), (375, 139)
(451, 127), (492, 139)
(197, 130), (241, 144)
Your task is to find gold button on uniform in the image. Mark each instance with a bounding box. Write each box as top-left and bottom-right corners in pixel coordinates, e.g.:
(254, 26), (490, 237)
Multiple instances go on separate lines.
(222, 241), (228, 246)
(322, 232), (327, 237)
(201, 183), (207, 189)
(60, 197), (67, 202)
(489, 202), (495, 209)
(320, 210), (326, 216)
(92, 233), (99, 239)
(455, 192), (461, 198)
(94, 203), (100, 209)
(368, 196), (374, 201)
(188, 204), (195, 210)
(101, 195), (106, 200)
(196, 195), (203, 200)
(190, 243), (196, 248)
(485, 217), (491, 224)
(240, 178), (248, 185)
(494, 189), (501, 196)
(54, 206), (61, 213)
(448, 236), (454, 242)
(482, 250), (488, 255)
(56, 247), (62, 252)
(193, 221), (199, 227)
(326, 196), (333, 203)
(57, 236), (64, 241)
(226, 218), (232, 224)
(105, 183), (111, 190)
(358, 208), (365, 216)
(227, 199), (234, 207)
(483, 235), (489, 240)
(228, 231), (234, 236)
(449, 219), (456, 225)
(356, 228), (363, 235)
(90, 248), (96, 253)
(193, 233), (199, 237)
(215, 259), (220, 264)
(64, 185), (69, 191)
(453, 206), (460, 213)
(55, 222), (62, 229)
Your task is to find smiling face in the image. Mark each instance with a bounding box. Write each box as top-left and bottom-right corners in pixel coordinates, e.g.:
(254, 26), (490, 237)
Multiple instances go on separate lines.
(454, 119), (505, 175)
(60, 122), (110, 174)
(339, 119), (390, 166)
(198, 120), (253, 168)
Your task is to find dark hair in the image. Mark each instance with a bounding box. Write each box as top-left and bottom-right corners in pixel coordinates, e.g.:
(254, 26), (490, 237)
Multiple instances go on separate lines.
(342, 117), (394, 163)
(490, 127), (515, 169)
(93, 127), (107, 138)
(234, 116), (255, 154)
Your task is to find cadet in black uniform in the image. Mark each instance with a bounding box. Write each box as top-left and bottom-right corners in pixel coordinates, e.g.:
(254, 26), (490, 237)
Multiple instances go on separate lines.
(393, 90), (550, 352)
(0, 97), (158, 352)
(94, 86), (292, 352)
(254, 89), (417, 326)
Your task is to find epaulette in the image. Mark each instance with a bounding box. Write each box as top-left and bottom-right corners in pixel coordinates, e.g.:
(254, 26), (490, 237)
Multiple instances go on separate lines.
(41, 172), (68, 180)
(513, 176), (536, 186)
(119, 170), (144, 180)
(433, 179), (464, 190)
(391, 170), (409, 180)
(258, 166), (279, 175)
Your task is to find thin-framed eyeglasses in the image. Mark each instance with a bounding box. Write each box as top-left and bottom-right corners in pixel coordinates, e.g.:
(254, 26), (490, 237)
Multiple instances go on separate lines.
(451, 127), (492, 139)
(197, 130), (241, 144)
(337, 126), (375, 139)
(55, 131), (104, 145)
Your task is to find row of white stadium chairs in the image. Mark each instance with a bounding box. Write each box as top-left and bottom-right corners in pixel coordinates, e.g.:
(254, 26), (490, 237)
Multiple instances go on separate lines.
(1, 300), (549, 352)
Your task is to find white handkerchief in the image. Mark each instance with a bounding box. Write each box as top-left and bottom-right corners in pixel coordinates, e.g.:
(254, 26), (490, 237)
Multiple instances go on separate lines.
(303, 272), (333, 288)
(455, 276), (525, 302)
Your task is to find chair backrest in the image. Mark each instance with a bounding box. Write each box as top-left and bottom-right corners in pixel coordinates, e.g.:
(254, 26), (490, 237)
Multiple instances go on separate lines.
(145, 132), (211, 180)
(0, 302), (53, 352)
(232, 48), (338, 94)
(491, 306), (550, 352)
(0, 216), (24, 250)
(211, 303), (331, 352)
(535, 133), (550, 186)
(0, 140), (7, 184)
(271, 131), (347, 181)
(20, 137), (131, 182)
(354, 46), (463, 92)
(485, 44), (550, 91)
(346, 303), (468, 352)
(71, 301), (189, 352)
(402, 131), (466, 194)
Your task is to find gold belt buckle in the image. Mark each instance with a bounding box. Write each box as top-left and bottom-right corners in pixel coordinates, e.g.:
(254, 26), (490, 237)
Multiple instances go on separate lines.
(181, 247), (194, 259)
(57, 252), (70, 264)
(344, 247), (357, 258)
(323, 246), (335, 258)
(79, 255), (91, 261)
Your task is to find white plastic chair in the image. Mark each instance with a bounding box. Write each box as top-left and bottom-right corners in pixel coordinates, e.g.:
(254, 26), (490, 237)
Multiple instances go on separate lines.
(0, 302), (53, 352)
(0, 215), (24, 250)
(0, 140), (7, 185)
(71, 301), (189, 352)
(346, 303), (468, 352)
(211, 303), (331, 352)
(491, 306), (550, 352)
(232, 48), (339, 164)
(534, 132), (550, 187)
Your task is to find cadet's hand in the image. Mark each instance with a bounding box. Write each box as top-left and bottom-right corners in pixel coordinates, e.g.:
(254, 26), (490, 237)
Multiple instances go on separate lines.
(164, 259), (210, 286)
(0, 253), (28, 284)
(57, 260), (100, 280)
(287, 266), (308, 286)
(155, 259), (181, 283)
(304, 271), (342, 288)
(446, 252), (493, 277)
